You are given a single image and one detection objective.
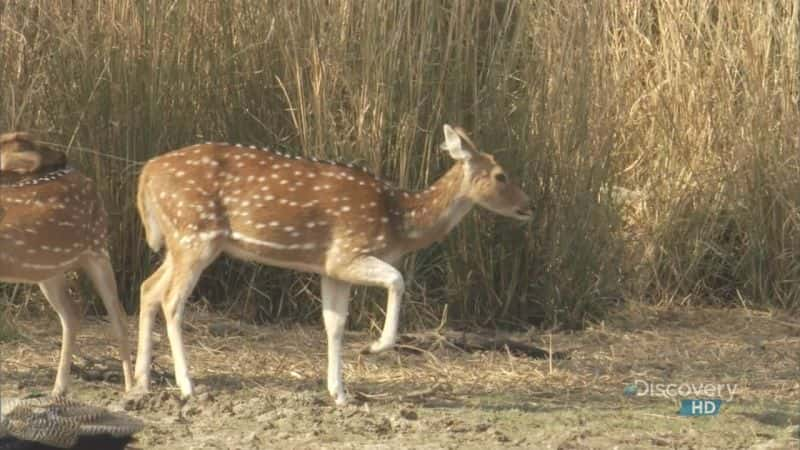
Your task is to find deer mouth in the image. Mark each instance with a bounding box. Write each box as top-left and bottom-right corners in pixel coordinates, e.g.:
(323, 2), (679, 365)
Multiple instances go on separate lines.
(515, 208), (533, 220)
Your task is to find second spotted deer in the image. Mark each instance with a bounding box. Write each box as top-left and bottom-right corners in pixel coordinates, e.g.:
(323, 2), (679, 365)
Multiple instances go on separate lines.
(0, 132), (133, 395)
(134, 125), (532, 404)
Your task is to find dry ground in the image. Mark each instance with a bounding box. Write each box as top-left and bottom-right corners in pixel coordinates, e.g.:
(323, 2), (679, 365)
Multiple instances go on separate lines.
(1, 305), (798, 449)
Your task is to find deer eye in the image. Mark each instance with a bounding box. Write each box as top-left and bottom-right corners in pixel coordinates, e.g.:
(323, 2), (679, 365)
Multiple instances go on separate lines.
(494, 173), (507, 183)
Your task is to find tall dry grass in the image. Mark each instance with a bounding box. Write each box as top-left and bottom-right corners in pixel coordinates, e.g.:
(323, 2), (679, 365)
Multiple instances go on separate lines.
(1, 0), (798, 331)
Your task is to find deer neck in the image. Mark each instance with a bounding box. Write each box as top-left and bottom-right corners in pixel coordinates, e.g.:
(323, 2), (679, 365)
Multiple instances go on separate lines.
(396, 162), (474, 252)
(0, 166), (73, 188)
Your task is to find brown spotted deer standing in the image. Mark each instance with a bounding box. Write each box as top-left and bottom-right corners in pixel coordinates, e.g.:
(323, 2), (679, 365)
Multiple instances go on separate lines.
(134, 125), (532, 404)
(0, 132), (133, 395)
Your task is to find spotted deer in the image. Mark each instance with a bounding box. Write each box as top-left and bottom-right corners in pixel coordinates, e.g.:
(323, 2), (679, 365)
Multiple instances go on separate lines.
(134, 125), (532, 404)
(0, 132), (133, 395)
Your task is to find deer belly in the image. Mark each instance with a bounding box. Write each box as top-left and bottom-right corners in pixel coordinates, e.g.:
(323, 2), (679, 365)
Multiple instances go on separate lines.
(0, 237), (93, 282)
(0, 209), (102, 282)
(221, 237), (326, 274)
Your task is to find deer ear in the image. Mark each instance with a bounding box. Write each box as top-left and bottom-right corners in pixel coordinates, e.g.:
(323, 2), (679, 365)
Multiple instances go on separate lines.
(440, 124), (473, 161)
(1, 150), (43, 173)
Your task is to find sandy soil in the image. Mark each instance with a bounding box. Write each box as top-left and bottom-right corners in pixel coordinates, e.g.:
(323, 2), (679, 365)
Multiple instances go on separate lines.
(1, 305), (798, 449)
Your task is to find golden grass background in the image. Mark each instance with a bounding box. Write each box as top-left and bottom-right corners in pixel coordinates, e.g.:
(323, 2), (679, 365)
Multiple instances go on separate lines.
(1, 1), (799, 330)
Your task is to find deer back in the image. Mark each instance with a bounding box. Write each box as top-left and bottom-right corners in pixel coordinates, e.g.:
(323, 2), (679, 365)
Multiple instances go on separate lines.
(138, 144), (406, 271)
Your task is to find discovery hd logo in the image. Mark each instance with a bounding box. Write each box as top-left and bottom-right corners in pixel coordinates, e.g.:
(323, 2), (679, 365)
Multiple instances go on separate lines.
(623, 380), (737, 416)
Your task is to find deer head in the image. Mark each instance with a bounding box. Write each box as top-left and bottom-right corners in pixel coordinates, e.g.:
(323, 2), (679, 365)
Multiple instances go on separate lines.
(0, 132), (67, 174)
(440, 125), (533, 221)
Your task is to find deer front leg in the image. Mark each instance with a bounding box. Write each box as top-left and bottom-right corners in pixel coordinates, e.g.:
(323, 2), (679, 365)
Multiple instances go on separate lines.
(329, 256), (404, 355)
(368, 275), (403, 354)
(320, 276), (351, 405)
(38, 275), (80, 396)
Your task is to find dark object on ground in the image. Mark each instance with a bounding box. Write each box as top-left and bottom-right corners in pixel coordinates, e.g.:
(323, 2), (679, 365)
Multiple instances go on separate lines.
(0, 395), (143, 450)
(395, 331), (570, 359)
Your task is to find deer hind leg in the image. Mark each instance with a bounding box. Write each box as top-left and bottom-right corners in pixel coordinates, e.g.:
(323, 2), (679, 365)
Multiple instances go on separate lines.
(133, 254), (173, 393)
(38, 274), (80, 396)
(160, 248), (218, 398)
(329, 256), (404, 355)
(320, 276), (351, 405)
(82, 252), (134, 392)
